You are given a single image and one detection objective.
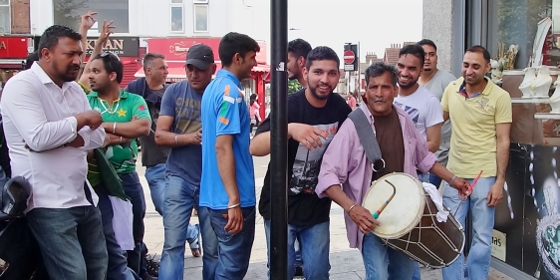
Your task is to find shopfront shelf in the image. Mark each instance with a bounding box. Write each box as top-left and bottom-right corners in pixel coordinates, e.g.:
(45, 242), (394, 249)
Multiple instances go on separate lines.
(534, 112), (560, 119)
(511, 97), (550, 104)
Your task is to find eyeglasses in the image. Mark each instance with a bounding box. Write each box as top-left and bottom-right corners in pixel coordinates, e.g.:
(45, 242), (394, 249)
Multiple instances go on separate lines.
(100, 51), (120, 61)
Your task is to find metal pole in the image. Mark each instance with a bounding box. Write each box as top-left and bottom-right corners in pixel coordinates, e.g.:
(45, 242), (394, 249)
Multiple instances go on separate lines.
(270, 0), (288, 279)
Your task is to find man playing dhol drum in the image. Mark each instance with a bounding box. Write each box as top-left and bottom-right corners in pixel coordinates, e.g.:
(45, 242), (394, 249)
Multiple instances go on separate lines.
(315, 62), (470, 280)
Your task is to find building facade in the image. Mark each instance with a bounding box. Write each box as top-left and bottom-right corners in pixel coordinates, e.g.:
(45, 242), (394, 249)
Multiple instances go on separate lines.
(423, 1), (560, 279)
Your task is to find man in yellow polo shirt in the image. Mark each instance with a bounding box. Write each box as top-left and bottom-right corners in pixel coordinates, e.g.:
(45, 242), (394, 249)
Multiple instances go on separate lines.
(441, 45), (512, 280)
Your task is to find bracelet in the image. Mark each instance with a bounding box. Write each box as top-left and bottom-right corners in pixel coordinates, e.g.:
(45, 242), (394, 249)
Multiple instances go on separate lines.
(112, 122), (117, 134)
(174, 135), (179, 145)
(227, 203), (241, 209)
(450, 175), (457, 185)
(347, 204), (357, 213)
(119, 136), (123, 143)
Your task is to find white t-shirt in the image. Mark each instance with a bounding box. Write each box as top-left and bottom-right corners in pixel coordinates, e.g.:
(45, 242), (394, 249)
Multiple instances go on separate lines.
(394, 85), (443, 140)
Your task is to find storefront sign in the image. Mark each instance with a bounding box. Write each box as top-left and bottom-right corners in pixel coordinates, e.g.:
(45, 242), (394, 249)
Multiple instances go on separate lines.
(492, 229), (506, 261)
(148, 38), (267, 64)
(86, 37), (139, 57)
(0, 37), (29, 59)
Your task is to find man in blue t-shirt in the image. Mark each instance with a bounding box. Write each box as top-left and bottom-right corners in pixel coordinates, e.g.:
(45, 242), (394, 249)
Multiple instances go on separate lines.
(200, 32), (260, 279)
(154, 44), (216, 280)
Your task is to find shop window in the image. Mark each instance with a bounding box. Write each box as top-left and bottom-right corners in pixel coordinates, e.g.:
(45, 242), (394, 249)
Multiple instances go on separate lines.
(52, 0), (129, 33)
(0, 0), (10, 34)
(487, 0), (552, 69)
(171, 6), (183, 32)
(194, 4), (208, 33)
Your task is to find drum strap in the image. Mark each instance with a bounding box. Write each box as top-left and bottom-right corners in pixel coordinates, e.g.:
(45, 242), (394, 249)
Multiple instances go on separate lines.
(347, 109), (385, 173)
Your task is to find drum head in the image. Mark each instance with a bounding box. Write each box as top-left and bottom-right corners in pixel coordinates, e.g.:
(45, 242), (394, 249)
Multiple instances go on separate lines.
(362, 172), (425, 239)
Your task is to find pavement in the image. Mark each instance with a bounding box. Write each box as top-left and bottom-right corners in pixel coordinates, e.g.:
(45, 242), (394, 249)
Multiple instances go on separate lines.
(138, 155), (513, 279)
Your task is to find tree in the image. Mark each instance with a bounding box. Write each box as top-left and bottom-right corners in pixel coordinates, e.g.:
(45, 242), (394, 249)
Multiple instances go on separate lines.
(288, 80), (302, 94)
(53, 0), (87, 30)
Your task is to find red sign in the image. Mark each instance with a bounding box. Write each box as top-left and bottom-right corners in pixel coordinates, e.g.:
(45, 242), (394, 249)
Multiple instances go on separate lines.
(344, 50), (355, 64)
(147, 38), (267, 66)
(0, 37), (29, 59)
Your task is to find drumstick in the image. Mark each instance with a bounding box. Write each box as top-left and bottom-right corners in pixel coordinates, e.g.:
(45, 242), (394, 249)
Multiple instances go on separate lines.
(372, 179), (397, 219)
(453, 170), (483, 217)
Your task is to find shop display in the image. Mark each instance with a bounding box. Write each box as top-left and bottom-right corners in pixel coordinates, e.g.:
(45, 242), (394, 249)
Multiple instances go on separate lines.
(519, 68), (538, 98)
(534, 66), (554, 98)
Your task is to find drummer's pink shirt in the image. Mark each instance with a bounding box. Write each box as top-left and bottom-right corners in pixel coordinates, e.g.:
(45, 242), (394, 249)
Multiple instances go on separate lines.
(316, 103), (437, 251)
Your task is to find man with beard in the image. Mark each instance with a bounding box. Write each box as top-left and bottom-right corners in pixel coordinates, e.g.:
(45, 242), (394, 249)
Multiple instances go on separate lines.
(87, 52), (152, 277)
(155, 44), (216, 280)
(315, 62), (469, 280)
(0, 25), (108, 279)
(441, 46), (511, 280)
(250, 46), (352, 279)
(394, 44), (443, 182)
(199, 32), (260, 279)
(287, 38), (312, 88)
(417, 39), (456, 188)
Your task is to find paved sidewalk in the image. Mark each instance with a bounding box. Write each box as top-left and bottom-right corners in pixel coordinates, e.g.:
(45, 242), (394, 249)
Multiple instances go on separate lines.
(139, 155), (512, 279)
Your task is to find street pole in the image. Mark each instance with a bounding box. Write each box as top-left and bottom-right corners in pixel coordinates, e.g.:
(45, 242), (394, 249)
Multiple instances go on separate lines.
(270, 0), (288, 279)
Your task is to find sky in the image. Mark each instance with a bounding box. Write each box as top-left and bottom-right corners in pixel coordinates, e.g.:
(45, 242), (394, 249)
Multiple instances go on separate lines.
(256, 0), (423, 63)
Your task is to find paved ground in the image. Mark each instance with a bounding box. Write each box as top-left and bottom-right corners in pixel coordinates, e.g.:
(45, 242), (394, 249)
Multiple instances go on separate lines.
(139, 155), (513, 279)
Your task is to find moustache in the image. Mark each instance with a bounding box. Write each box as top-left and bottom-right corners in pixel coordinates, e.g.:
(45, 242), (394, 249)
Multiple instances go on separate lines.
(373, 97), (386, 103)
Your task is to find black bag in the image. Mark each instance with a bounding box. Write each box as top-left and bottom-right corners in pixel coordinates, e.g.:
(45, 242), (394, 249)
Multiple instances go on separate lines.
(0, 217), (49, 279)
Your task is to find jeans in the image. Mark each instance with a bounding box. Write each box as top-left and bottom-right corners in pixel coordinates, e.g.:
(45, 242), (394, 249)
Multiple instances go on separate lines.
(198, 206), (219, 280)
(200, 206), (256, 280)
(159, 175), (199, 280)
(144, 163), (167, 215)
(120, 172), (147, 275)
(264, 220), (330, 280)
(442, 176), (496, 280)
(26, 206), (108, 280)
(97, 190), (140, 280)
(362, 232), (414, 280)
(429, 173), (443, 189)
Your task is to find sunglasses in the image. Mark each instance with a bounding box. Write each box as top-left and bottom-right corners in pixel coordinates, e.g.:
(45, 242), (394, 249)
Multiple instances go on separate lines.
(100, 51), (120, 61)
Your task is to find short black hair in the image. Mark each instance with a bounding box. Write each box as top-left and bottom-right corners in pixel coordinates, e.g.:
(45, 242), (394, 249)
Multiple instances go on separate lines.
(143, 53), (165, 70)
(288, 39), (312, 60)
(466, 45), (491, 63)
(219, 32), (260, 67)
(37, 25), (82, 58)
(92, 52), (123, 83)
(417, 39), (437, 52)
(365, 62), (398, 86)
(25, 51), (39, 70)
(398, 44), (425, 66)
(305, 46), (340, 70)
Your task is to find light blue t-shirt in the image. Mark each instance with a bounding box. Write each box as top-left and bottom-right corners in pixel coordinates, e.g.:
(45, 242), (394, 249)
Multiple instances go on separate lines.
(159, 81), (203, 186)
(200, 69), (255, 210)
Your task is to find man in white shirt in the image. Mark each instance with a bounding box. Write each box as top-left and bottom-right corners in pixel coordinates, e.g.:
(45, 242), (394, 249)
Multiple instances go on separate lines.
(1, 25), (108, 280)
(393, 43), (443, 280)
(417, 39), (457, 188)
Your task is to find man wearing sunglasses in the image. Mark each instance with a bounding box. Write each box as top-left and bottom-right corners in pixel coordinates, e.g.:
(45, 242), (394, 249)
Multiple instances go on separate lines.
(87, 51), (152, 278)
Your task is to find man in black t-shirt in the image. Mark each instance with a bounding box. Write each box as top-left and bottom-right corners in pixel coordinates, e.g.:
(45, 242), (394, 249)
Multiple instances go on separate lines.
(250, 46), (351, 280)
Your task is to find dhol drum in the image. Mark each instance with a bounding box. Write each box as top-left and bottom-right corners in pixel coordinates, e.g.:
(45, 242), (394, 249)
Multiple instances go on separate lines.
(362, 172), (465, 268)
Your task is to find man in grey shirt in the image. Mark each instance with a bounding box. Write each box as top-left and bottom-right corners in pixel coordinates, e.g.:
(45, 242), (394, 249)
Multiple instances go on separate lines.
(418, 39), (456, 188)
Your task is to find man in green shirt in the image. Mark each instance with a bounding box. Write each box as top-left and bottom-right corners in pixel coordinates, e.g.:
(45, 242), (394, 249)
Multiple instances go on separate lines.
(87, 51), (152, 279)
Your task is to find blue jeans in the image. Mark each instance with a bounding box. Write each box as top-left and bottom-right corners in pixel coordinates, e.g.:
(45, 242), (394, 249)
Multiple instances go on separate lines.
(200, 206), (256, 280)
(429, 173), (443, 188)
(144, 163), (167, 215)
(159, 175), (200, 280)
(362, 232), (414, 280)
(264, 220), (330, 280)
(97, 190), (140, 280)
(120, 172), (147, 275)
(198, 206), (219, 280)
(26, 206), (108, 280)
(442, 176), (496, 280)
